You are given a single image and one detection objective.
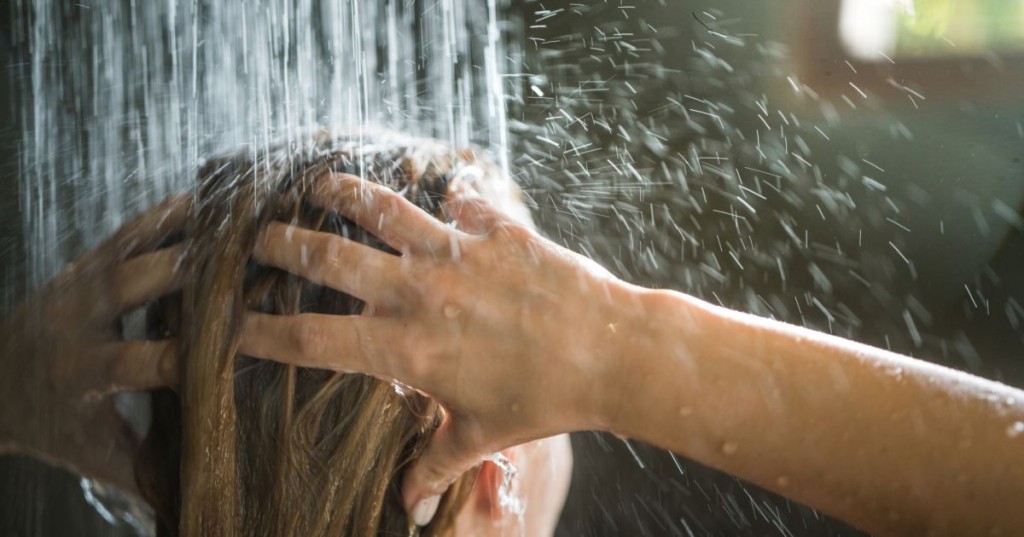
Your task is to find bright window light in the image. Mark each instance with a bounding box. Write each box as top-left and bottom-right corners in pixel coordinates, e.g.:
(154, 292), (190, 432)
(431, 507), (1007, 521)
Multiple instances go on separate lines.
(840, 0), (1024, 61)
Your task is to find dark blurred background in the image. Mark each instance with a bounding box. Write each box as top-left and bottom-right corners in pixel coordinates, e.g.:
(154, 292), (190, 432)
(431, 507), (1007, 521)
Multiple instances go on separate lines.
(2, 0), (1023, 535)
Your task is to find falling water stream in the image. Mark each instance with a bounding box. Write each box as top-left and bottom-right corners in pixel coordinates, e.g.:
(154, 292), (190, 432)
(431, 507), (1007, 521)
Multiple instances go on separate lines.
(16, 0), (516, 287)
(7, 1), (1024, 535)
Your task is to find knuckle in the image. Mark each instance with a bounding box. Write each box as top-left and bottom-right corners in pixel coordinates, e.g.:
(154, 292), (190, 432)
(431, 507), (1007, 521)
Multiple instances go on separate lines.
(307, 237), (339, 272)
(290, 316), (330, 359)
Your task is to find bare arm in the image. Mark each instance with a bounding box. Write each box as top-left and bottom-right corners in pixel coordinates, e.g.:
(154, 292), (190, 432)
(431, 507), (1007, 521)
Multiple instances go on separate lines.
(242, 173), (1024, 533)
(609, 288), (1024, 536)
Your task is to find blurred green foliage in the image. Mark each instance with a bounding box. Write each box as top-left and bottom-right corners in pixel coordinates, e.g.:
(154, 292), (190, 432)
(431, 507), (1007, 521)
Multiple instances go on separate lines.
(896, 0), (1024, 56)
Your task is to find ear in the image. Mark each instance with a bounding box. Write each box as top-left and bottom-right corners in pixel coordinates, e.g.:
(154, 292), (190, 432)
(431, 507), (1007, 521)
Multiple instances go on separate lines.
(466, 449), (520, 522)
(473, 459), (503, 521)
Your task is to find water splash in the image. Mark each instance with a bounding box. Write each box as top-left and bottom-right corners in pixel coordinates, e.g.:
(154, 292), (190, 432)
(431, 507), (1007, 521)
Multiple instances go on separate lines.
(484, 451), (526, 521)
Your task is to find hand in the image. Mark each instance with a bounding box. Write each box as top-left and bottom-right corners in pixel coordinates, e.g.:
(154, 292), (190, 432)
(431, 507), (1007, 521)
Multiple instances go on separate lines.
(0, 196), (188, 495)
(240, 173), (637, 525)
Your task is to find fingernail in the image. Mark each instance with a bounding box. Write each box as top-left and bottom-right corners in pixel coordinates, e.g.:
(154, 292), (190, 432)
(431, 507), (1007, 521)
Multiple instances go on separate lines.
(412, 494), (441, 527)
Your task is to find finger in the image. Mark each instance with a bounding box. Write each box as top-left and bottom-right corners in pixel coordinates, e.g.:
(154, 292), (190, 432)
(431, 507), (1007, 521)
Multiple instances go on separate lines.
(311, 173), (456, 255)
(109, 245), (186, 315)
(88, 195), (191, 266)
(99, 339), (179, 395)
(83, 404), (151, 494)
(402, 418), (486, 527)
(255, 222), (405, 307)
(240, 313), (407, 380)
(441, 194), (513, 235)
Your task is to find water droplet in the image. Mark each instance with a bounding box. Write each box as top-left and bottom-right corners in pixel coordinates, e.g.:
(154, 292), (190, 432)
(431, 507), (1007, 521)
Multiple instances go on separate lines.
(775, 475), (790, 488)
(1006, 421), (1024, 438)
(677, 406), (694, 417)
(720, 441), (739, 455)
(392, 381), (413, 397)
(442, 303), (461, 319)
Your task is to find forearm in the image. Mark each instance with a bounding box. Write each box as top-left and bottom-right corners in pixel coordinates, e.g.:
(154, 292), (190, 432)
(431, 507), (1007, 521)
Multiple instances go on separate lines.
(605, 286), (1024, 536)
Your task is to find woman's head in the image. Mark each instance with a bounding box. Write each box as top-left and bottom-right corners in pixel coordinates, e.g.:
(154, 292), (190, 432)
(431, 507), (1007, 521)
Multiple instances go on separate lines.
(138, 131), (570, 536)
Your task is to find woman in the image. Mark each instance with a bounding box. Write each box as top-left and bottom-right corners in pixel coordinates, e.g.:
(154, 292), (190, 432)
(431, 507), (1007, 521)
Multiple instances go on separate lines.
(3, 131), (1024, 536)
(243, 173), (1024, 536)
(0, 131), (571, 536)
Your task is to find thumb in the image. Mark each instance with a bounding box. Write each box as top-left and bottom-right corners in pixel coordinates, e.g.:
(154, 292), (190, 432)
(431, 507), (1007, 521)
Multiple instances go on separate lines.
(402, 417), (485, 527)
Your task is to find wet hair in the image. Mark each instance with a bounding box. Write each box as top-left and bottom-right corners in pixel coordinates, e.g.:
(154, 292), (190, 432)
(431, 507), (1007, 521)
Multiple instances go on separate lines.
(136, 131), (524, 536)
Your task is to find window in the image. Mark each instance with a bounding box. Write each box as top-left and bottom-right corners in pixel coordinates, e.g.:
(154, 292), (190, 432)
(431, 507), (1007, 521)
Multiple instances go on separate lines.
(790, 0), (1024, 102)
(840, 0), (1024, 60)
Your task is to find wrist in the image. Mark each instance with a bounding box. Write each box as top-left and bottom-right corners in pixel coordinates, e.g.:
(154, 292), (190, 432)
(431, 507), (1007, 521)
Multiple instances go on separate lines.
(588, 283), (713, 436)
(598, 286), (722, 442)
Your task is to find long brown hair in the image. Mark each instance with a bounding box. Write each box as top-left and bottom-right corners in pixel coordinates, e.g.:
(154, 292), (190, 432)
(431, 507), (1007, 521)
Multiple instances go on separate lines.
(137, 132), (506, 536)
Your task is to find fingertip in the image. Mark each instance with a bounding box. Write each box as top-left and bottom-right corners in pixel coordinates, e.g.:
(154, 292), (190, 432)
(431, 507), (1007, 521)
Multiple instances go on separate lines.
(401, 418), (488, 526)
